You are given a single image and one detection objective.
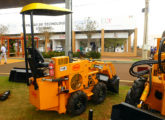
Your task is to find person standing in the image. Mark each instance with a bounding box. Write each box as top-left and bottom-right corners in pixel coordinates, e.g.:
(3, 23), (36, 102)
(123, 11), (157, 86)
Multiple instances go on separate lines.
(150, 46), (154, 58)
(0, 44), (7, 64)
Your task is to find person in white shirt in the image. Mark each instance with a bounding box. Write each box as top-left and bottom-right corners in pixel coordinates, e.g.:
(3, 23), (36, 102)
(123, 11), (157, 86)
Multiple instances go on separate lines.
(0, 44), (7, 64)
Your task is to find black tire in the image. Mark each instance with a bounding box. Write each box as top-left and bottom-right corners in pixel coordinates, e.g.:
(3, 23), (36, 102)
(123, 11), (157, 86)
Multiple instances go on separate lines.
(125, 89), (134, 105)
(67, 91), (87, 115)
(107, 75), (119, 93)
(92, 82), (107, 104)
(125, 78), (146, 106)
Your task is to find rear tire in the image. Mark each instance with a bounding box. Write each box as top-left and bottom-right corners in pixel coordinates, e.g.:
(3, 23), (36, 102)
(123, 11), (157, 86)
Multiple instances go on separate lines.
(125, 78), (146, 106)
(67, 91), (87, 116)
(92, 82), (107, 104)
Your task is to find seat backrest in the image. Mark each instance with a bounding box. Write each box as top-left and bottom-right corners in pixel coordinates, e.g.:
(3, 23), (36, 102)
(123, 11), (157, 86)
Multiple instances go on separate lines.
(28, 48), (44, 63)
(27, 48), (46, 78)
(28, 58), (44, 78)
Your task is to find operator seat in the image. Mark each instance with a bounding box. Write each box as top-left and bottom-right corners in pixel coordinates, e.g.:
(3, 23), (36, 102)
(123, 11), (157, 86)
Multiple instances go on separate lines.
(28, 48), (49, 77)
(28, 48), (49, 68)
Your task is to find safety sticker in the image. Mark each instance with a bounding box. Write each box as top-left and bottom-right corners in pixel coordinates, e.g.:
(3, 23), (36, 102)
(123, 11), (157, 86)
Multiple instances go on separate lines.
(60, 66), (67, 71)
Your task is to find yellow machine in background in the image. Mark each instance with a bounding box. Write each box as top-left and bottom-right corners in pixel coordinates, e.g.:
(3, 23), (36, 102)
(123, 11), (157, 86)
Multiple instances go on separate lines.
(111, 38), (165, 120)
(124, 37), (165, 116)
(137, 38), (165, 115)
(20, 3), (119, 115)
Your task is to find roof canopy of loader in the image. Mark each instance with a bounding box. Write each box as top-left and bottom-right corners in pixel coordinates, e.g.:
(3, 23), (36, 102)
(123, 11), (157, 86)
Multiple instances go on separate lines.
(20, 3), (71, 15)
(0, 0), (64, 9)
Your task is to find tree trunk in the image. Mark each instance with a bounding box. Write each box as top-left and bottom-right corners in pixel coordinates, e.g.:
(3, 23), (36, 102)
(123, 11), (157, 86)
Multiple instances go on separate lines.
(45, 33), (49, 53)
(87, 36), (91, 51)
(45, 36), (48, 53)
(114, 46), (116, 52)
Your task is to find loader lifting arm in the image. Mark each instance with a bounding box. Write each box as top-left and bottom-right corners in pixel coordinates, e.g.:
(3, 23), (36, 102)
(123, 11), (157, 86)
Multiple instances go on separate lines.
(111, 37), (165, 120)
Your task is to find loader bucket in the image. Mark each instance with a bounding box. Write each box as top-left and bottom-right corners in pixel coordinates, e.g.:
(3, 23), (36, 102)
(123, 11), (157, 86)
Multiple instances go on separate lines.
(9, 68), (32, 83)
(111, 102), (163, 120)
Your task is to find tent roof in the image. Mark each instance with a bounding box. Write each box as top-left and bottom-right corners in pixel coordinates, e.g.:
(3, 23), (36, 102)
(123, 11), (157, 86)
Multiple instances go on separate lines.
(0, 0), (64, 9)
(20, 3), (71, 15)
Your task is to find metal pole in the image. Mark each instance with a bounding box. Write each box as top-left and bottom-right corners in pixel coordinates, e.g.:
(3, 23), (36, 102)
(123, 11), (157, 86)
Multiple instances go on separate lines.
(88, 109), (93, 120)
(65, 0), (72, 56)
(30, 11), (38, 89)
(142, 0), (149, 59)
(30, 12), (35, 54)
(22, 14), (29, 86)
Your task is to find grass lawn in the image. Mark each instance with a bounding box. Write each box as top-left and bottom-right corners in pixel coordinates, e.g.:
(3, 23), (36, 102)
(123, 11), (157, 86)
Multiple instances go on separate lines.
(132, 58), (142, 61)
(0, 76), (130, 120)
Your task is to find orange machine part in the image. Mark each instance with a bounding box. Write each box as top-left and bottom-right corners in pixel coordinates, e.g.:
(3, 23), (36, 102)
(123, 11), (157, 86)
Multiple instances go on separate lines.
(29, 56), (117, 114)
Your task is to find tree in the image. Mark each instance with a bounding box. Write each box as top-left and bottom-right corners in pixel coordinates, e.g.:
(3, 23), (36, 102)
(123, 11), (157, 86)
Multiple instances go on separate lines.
(0, 24), (8, 36)
(39, 26), (52, 52)
(76, 17), (97, 50)
(0, 24), (8, 46)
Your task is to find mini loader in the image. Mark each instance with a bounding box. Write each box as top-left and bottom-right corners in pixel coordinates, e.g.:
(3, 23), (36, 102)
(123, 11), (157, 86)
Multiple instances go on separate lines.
(20, 3), (119, 115)
(111, 38), (165, 120)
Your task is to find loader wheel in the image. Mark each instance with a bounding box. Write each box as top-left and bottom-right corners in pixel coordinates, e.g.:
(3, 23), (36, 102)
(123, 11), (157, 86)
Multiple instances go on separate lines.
(125, 78), (146, 106)
(92, 82), (107, 104)
(67, 91), (87, 115)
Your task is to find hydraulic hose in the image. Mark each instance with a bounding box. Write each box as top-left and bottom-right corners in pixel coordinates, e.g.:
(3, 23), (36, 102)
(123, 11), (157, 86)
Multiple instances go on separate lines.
(129, 59), (158, 78)
(129, 37), (165, 98)
(148, 68), (152, 97)
(129, 60), (155, 98)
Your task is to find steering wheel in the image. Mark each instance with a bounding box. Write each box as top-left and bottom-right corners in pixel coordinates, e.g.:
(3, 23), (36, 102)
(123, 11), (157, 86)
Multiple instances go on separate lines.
(158, 37), (165, 73)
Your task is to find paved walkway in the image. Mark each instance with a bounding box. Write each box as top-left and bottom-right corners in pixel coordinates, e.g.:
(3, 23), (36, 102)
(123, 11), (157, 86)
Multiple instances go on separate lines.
(0, 58), (24, 65)
(101, 56), (143, 63)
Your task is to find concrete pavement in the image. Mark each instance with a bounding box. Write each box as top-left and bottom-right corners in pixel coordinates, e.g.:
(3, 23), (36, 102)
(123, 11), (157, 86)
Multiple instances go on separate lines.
(0, 58), (24, 65)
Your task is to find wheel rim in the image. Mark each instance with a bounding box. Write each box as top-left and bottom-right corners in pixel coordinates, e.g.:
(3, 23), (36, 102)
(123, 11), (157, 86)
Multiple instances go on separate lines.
(99, 89), (104, 97)
(98, 87), (106, 101)
(74, 97), (85, 110)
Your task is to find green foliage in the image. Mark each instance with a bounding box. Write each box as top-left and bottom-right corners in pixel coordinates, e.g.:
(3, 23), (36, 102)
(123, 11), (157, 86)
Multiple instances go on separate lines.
(73, 51), (101, 59)
(42, 51), (65, 58)
(73, 52), (80, 58)
(104, 38), (126, 52)
(86, 51), (101, 59)
(9, 39), (16, 54)
(27, 35), (32, 47)
(27, 35), (36, 47)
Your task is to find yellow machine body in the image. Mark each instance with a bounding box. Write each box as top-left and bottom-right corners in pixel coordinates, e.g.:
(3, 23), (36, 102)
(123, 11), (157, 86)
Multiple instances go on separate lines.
(21, 3), (119, 115)
(138, 38), (165, 115)
(29, 56), (117, 114)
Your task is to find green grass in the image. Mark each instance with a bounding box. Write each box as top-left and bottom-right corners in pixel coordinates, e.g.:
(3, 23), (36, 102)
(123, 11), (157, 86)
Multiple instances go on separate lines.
(0, 76), (130, 120)
(132, 58), (142, 61)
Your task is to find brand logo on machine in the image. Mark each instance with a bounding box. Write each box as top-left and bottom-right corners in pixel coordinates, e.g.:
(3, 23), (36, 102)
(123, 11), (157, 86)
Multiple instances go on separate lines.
(60, 66), (67, 71)
(72, 64), (80, 71)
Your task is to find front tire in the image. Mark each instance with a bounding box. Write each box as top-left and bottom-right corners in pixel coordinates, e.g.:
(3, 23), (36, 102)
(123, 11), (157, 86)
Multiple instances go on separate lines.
(67, 91), (87, 115)
(92, 82), (107, 104)
(125, 78), (146, 106)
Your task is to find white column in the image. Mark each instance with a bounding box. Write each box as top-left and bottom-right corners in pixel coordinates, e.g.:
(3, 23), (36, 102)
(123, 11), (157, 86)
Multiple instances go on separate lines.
(65, 0), (72, 55)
